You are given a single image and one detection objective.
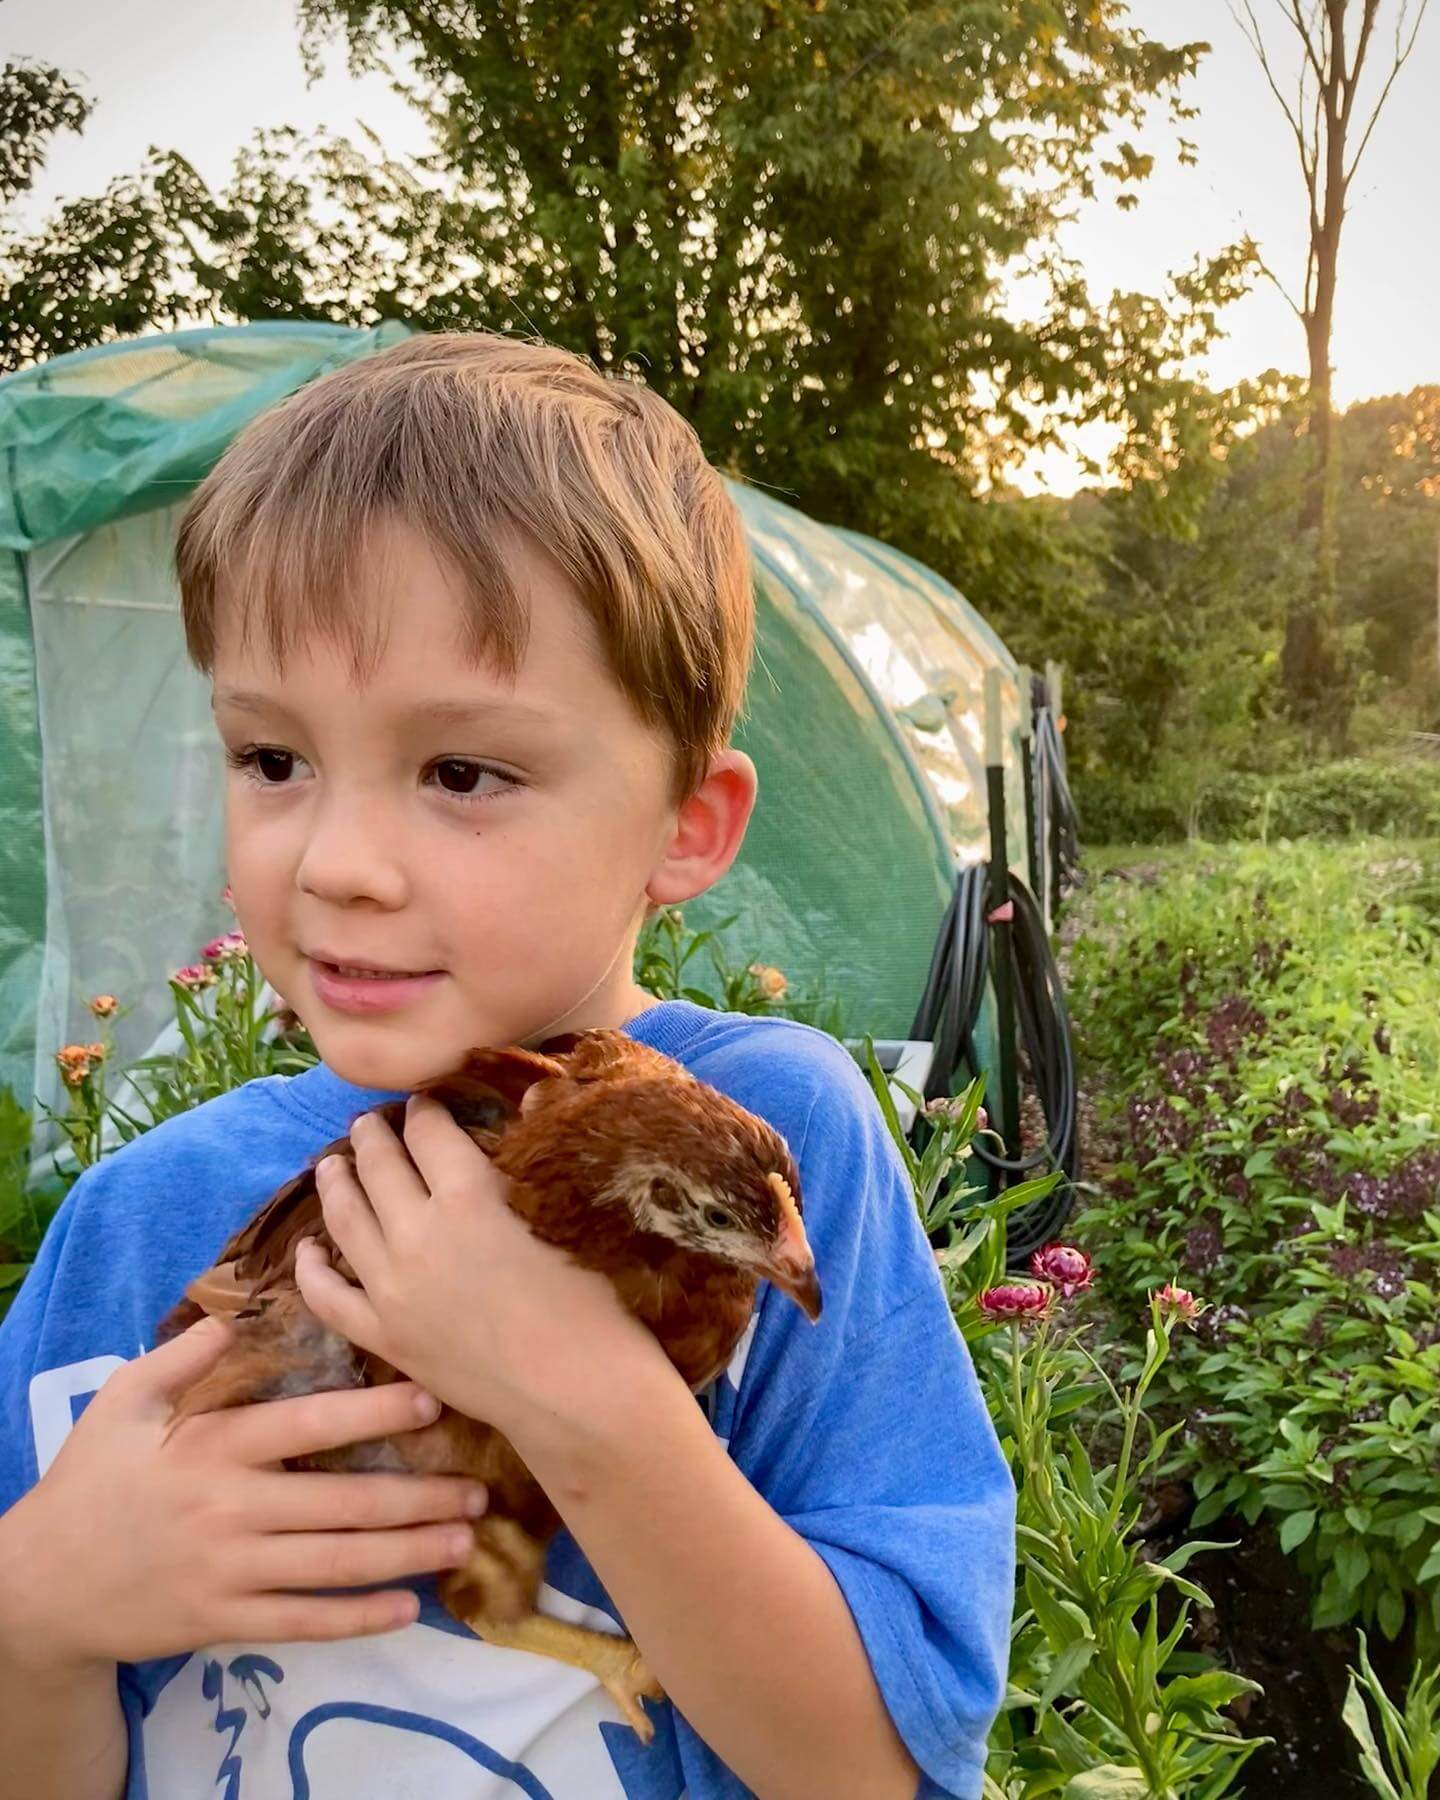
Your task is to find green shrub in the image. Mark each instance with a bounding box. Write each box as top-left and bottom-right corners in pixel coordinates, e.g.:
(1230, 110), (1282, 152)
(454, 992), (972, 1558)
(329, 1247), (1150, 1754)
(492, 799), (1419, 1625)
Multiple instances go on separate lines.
(1078, 758), (1440, 848)
(1071, 842), (1440, 1640)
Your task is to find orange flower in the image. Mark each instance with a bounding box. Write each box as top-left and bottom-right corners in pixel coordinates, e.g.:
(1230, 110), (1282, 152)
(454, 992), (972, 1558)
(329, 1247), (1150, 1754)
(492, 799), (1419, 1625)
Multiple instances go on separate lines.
(748, 963), (788, 1000)
(87, 994), (119, 1019)
(55, 1044), (96, 1086)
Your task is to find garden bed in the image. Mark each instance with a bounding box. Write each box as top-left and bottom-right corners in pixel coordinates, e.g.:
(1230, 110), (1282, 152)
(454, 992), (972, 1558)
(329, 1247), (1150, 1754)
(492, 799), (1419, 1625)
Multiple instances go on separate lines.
(1065, 838), (1440, 1795)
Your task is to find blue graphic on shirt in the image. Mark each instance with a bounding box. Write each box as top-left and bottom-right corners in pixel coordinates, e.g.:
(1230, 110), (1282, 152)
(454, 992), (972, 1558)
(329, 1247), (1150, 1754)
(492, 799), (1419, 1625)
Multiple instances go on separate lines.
(202, 1654), (285, 1799)
(197, 1647), (560, 1799)
(288, 1703), (557, 1799)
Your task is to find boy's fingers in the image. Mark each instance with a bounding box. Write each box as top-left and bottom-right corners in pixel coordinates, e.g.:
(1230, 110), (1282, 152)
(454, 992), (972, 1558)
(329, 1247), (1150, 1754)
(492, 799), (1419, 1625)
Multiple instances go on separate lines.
(401, 1094), (499, 1203)
(347, 1112), (430, 1234)
(248, 1521), (475, 1591)
(294, 1239), (383, 1351)
(203, 1380), (443, 1466)
(228, 1589), (420, 1644)
(127, 1316), (235, 1411)
(250, 1469), (486, 1532)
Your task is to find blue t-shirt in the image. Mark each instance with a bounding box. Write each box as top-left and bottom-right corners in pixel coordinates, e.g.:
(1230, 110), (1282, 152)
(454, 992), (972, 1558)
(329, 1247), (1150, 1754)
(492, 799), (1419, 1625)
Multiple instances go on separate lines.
(0, 999), (1013, 1799)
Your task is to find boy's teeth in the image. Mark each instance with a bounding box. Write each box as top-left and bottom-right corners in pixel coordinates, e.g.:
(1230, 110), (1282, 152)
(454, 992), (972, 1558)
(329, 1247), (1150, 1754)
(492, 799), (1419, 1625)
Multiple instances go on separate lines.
(333, 964), (417, 979)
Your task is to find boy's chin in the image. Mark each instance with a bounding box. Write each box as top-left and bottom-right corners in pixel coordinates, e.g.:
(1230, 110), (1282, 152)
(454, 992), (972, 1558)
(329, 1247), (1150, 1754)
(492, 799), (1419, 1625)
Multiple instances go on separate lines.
(307, 1023), (458, 1096)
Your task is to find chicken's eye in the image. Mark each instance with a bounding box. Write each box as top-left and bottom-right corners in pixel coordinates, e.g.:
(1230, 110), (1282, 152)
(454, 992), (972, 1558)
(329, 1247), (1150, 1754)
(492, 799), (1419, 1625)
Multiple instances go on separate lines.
(704, 1205), (734, 1231)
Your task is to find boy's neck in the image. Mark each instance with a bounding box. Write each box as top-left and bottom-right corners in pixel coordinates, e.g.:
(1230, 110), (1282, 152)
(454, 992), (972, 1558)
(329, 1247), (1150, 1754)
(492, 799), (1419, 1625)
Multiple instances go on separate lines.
(518, 980), (663, 1050)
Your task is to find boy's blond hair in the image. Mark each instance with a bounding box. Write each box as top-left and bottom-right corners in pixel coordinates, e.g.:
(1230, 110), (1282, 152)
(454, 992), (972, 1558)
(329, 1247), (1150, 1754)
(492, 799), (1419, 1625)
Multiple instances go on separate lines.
(176, 331), (754, 802)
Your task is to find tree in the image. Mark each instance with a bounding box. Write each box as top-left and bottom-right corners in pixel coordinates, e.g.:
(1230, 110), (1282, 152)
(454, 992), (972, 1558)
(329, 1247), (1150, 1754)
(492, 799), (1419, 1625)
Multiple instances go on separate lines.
(3, 6), (1253, 560)
(291, 1), (1255, 558)
(1230, 0), (1431, 740)
(0, 60), (90, 209)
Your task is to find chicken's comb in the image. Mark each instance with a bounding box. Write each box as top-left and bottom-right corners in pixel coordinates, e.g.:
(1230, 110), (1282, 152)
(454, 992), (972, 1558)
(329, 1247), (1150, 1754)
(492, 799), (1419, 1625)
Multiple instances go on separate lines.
(767, 1169), (805, 1234)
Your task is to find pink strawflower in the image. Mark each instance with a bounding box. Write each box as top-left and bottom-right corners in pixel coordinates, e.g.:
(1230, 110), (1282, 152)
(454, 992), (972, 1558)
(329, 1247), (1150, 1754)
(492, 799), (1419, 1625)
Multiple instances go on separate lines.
(87, 993), (119, 1019)
(1153, 1283), (1204, 1326)
(1030, 1242), (1094, 1299)
(220, 883), (236, 912)
(924, 1094), (987, 1127)
(173, 963), (218, 990)
(978, 1282), (1055, 1322)
(200, 931), (248, 963)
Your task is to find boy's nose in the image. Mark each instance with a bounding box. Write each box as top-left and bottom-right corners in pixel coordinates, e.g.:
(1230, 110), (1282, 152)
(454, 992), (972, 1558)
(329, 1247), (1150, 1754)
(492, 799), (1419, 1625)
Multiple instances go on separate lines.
(294, 799), (411, 909)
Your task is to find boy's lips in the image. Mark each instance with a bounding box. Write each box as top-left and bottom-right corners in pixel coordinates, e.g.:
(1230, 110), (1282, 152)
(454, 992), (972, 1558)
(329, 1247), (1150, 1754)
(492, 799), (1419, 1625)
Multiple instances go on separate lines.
(305, 953), (447, 1016)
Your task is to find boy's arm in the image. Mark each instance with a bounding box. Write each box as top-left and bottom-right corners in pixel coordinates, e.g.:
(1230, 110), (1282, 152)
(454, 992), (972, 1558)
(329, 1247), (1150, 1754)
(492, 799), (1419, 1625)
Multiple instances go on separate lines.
(0, 1559), (125, 1800)
(511, 1360), (921, 1800)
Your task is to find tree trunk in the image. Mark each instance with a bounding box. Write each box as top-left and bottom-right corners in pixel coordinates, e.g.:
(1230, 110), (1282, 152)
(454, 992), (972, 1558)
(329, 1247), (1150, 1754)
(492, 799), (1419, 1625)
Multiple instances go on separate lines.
(1283, 136), (1350, 750)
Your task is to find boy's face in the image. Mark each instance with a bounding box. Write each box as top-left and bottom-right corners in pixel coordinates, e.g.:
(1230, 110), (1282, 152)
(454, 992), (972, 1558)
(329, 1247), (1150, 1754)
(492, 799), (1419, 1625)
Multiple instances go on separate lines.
(210, 520), (695, 1092)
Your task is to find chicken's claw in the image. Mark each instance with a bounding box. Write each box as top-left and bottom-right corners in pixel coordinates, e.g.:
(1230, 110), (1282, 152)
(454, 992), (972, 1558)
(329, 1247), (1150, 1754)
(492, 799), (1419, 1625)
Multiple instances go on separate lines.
(460, 1610), (665, 1742)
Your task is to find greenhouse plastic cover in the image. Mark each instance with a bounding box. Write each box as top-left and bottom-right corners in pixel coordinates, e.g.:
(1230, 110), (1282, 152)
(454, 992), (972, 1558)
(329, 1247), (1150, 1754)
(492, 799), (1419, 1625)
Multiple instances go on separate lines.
(0, 322), (1031, 1122)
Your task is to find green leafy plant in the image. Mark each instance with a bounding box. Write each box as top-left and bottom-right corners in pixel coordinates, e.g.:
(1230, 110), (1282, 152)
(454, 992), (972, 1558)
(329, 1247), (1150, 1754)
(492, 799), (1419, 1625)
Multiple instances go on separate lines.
(1071, 841), (1440, 1641)
(1343, 1629), (1440, 1800)
(635, 905), (846, 1037)
(119, 931), (317, 1132)
(862, 1051), (1262, 1797)
(0, 1086), (66, 1320)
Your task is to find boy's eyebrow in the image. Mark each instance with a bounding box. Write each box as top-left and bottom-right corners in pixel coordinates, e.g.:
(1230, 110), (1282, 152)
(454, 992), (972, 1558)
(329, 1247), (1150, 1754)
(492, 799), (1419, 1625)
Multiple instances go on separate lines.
(211, 689), (563, 730)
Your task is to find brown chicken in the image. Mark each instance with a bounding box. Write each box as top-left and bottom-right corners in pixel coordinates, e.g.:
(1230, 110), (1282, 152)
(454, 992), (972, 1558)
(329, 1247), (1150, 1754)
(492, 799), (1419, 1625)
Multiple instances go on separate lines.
(157, 1028), (820, 1740)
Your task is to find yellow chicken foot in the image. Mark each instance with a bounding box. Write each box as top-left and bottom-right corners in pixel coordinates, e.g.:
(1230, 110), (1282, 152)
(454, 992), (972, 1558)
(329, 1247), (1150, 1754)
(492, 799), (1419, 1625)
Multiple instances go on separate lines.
(462, 1612), (665, 1742)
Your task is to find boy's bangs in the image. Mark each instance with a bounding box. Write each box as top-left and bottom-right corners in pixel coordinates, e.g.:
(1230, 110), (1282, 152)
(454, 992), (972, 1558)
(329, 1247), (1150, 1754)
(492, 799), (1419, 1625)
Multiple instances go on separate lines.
(207, 504), (529, 685)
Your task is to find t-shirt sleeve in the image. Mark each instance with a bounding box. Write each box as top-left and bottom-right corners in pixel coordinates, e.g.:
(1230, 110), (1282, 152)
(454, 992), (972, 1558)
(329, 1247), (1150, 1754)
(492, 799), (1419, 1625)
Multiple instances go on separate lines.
(687, 1040), (1015, 1800)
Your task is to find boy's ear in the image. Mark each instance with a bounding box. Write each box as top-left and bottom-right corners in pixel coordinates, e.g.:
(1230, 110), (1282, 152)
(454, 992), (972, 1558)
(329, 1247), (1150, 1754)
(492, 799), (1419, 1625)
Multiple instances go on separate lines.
(645, 748), (757, 908)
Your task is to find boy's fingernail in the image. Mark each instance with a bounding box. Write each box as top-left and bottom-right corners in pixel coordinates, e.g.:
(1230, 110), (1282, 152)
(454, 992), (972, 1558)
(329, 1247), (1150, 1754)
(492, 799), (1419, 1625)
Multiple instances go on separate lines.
(414, 1389), (441, 1422)
(465, 1486), (488, 1516)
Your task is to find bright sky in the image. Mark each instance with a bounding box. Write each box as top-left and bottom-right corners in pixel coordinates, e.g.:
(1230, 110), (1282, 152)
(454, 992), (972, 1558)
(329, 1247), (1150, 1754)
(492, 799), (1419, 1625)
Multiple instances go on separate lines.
(5, 0), (1436, 495)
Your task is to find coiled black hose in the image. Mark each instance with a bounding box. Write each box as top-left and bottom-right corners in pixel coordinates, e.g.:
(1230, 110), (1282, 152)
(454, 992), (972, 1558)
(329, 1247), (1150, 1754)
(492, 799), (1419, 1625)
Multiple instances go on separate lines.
(909, 864), (1079, 1262)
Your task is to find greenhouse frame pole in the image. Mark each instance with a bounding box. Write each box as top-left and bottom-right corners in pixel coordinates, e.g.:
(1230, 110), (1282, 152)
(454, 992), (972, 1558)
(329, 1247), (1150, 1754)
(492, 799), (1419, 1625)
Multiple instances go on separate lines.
(983, 669), (1021, 1166)
(1018, 666), (1040, 899)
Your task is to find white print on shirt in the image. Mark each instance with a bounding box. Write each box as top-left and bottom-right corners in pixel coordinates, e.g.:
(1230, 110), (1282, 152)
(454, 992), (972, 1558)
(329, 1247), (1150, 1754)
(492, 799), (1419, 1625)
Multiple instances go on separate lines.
(29, 1353), (127, 1475)
(138, 1583), (670, 1800)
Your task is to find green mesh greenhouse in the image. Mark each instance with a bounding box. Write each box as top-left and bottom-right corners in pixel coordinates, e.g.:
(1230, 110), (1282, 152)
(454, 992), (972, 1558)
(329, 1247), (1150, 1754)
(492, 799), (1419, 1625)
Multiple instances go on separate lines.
(0, 321), (1038, 1125)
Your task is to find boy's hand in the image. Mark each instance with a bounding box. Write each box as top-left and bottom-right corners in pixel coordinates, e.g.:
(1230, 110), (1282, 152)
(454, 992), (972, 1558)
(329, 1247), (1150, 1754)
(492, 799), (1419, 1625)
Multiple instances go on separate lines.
(294, 1095), (676, 1446)
(0, 1316), (489, 1673)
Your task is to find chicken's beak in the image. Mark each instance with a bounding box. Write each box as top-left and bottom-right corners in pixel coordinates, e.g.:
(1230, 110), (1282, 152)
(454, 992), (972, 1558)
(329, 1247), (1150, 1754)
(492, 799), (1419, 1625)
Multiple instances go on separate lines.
(771, 1251), (823, 1322)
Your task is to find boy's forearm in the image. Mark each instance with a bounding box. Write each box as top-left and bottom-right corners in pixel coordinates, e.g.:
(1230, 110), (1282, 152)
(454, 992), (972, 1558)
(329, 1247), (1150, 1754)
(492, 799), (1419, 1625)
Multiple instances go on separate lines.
(0, 1512), (126, 1800)
(511, 1367), (920, 1800)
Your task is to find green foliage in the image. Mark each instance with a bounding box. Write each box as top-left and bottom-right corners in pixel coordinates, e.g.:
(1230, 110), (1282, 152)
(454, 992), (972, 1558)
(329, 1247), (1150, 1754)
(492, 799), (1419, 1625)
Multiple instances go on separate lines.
(1070, 842), (1440, 1640)
(863, 1059), (1261, 1798)
(634, 904), (846, 1036)
(1078, 757), (1440, 848)
(0, 1085), (66, 1317)
(1343, 1628), (1440, 1800)
(0, 60), (90, 208)
(121, 952), (318, 1133)
(0, 1), (1254, 527)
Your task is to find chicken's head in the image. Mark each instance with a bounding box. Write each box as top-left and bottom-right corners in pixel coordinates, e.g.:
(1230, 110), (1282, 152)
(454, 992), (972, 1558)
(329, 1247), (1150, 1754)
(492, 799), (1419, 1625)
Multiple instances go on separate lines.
(426, 1033), (822, 1322)
(609, 1110), (821, 1324)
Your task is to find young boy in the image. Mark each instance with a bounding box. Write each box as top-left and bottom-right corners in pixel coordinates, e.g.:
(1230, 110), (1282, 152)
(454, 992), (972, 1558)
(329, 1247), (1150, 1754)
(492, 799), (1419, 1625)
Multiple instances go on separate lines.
(0, 332), (1014, 1799)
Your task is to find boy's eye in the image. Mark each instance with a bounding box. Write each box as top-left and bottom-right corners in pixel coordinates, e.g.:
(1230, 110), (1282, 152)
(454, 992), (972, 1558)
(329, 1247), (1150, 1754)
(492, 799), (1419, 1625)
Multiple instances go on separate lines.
(257, 748), (296, 783)
(431, 758), (513, 800)
(226, 746), (298, 784)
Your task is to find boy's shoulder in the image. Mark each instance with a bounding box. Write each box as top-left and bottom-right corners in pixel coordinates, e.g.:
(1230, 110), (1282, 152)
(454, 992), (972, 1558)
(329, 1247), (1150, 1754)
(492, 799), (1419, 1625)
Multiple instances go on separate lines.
(69, 1071), (313, 1213)
(630, 998), (878, 1154)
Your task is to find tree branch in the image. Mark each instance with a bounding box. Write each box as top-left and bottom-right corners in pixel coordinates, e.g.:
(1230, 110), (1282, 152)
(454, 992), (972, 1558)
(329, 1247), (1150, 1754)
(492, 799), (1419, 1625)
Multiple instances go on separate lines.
(1345, 0), (1431, 179)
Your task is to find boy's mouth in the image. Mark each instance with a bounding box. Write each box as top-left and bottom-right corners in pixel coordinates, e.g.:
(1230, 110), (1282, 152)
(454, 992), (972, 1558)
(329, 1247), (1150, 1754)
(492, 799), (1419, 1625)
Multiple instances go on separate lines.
(305, 952), (446, 1016)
